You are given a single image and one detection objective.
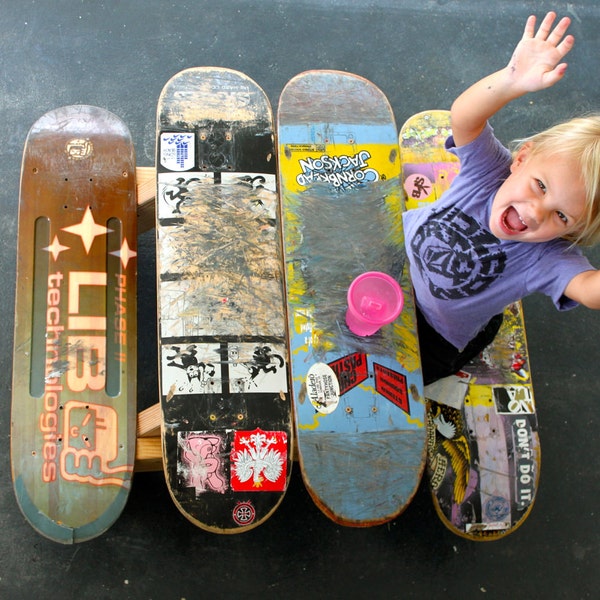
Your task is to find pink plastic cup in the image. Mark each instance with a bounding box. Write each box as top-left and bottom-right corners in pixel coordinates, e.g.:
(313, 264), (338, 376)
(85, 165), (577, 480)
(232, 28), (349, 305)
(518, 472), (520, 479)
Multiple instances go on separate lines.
(346, 271), (404, 336)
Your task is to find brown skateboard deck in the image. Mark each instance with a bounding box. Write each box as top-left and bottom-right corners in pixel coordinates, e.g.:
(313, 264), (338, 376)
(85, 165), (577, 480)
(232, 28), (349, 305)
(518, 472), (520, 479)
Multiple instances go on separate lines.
(11, 105), (137, 543)
(155, 67), (293, 533)
(277, 70), (426, 526)
(399, 110), (540, 540)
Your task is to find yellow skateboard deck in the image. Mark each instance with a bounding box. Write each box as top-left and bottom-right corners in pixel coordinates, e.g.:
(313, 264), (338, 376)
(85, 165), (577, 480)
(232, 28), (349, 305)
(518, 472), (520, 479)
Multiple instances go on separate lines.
(399, 110), (540, 540)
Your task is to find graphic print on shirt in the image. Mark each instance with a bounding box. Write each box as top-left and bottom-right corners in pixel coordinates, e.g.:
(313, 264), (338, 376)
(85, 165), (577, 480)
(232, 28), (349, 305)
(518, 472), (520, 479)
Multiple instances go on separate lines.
(410, 205), (506, 299)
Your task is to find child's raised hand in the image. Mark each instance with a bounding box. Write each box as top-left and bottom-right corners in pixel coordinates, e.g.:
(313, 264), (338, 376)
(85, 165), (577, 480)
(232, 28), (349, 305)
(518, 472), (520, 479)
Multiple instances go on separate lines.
(507, 12), (574, 93)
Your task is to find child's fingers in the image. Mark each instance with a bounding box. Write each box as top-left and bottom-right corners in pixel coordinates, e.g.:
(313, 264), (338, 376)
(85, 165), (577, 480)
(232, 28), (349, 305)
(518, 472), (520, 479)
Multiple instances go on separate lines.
(556, 34), (575, 59)
(534, 11), (557, 40)
(547, 17), (573, 47)
(543, 62), (569, 88)
(522, 14), (537, 39)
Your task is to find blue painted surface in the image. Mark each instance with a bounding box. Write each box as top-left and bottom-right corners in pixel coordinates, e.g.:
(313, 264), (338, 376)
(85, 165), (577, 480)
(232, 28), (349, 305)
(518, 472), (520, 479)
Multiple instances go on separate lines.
(278, 71), (426, 525)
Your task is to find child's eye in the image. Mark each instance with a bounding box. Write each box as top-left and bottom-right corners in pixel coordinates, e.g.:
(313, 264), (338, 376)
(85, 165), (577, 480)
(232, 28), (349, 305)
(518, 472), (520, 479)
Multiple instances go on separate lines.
(536, 179), (547, 193)
(556, 210), (568, 224)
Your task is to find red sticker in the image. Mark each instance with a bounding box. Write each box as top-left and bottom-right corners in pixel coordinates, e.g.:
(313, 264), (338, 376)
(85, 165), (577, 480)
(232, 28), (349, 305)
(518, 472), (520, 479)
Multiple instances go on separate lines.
(374, 363), (409, 415)
(232, 501), (256, 526)
(328, 352), (368, 395)
(230, 429), (287, 491)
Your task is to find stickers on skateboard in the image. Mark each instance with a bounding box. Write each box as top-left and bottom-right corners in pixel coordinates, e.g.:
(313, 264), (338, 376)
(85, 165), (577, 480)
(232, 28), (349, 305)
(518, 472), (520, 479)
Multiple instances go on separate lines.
(277, 70), (426, 526)
(11, 105), (137, 543)
(155, 67), (293, 533)
(399, 110), (540, 540)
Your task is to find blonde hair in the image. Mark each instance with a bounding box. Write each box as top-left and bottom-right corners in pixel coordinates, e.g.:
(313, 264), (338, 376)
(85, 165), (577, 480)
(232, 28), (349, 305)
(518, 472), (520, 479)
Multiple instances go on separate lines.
(512, 115), (600, 246)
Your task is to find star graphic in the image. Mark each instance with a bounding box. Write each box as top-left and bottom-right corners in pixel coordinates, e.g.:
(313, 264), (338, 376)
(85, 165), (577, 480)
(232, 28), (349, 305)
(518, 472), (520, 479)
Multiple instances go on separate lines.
(62, 206), (111, 253)
(110, 237), (137, 269)
(43, 235), (70, 261)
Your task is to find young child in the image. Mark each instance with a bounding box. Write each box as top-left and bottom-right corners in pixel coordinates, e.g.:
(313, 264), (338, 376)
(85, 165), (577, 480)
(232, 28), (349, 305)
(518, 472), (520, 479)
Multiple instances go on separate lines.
(402, 12), (600, 385)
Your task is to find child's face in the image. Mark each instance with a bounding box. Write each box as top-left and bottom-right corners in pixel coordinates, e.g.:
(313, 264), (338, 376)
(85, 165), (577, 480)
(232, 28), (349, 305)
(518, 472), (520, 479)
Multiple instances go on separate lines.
(490, 143), (585, 243)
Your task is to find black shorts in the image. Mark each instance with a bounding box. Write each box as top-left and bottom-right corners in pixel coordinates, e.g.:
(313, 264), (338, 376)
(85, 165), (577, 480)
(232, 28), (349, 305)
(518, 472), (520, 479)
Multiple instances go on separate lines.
(416, 306), (503, 386)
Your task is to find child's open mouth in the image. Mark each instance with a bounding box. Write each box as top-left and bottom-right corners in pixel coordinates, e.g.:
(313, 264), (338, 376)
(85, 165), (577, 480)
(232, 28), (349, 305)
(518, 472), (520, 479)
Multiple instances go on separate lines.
(501, 206), (528, 234)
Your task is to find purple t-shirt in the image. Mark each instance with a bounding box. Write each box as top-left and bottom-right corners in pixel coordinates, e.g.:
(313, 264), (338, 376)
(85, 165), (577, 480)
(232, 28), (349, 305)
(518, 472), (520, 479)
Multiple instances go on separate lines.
(403, 123), (593, 350)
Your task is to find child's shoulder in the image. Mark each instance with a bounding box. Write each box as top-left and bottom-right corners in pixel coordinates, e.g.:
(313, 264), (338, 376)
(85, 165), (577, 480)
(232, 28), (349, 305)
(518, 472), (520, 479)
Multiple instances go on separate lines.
(445, 124), (512, 200)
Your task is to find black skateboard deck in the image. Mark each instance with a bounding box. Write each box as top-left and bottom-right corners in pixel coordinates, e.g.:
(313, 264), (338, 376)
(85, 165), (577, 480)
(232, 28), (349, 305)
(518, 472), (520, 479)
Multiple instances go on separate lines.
(155, 67), (293, 533)
(11, 105), (137, 543)
(277, 70), (426, 526)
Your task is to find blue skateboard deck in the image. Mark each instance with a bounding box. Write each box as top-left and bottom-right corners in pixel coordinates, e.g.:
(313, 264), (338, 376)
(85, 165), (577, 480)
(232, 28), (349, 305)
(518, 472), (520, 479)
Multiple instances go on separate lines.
(277, 70), (426, 526)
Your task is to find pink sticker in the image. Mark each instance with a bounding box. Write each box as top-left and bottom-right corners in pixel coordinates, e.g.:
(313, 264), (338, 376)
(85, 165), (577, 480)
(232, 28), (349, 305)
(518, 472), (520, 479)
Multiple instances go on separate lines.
(178, 432), (228, 495)
(404, 173), (433, 201)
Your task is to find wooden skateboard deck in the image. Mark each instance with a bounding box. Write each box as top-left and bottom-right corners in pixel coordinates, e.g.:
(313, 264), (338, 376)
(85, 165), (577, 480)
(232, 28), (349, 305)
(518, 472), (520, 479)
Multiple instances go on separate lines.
(155, 67), (293, 533)
(277, 70), (426, 526)
(399, 110), (540, 540)
(11, 105), (137, 543)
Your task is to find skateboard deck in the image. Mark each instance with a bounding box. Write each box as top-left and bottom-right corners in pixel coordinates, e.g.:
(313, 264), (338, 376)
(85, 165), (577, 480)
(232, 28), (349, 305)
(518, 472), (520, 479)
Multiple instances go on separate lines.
(399, 110), (540, 540)
(155, 67), (293, 533)
(11, 105), (137, 543)
(277, 70), (426, 526)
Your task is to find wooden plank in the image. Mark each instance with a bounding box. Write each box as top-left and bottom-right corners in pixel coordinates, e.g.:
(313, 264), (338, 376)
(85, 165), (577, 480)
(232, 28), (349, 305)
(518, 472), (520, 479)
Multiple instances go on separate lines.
(136, 166), (155, 233)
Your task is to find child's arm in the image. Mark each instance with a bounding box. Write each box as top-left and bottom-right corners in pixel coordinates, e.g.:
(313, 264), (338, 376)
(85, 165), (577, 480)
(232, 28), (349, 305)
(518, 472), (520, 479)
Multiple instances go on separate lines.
(451, 12), (574, 147)
(565, 271), (600, 310)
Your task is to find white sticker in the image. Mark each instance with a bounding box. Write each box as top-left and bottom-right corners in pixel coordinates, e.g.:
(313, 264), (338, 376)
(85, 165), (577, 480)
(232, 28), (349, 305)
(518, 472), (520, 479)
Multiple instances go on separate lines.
(305, 363), (340, 415)
(160, 132), (195, 171)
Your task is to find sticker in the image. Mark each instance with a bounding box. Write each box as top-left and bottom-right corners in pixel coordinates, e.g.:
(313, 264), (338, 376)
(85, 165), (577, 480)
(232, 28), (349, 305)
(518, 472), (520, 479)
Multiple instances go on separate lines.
(66, 138), (93, 159)
(161, 343), (220, 396)
(232, 501), (256, 526)
(305, 363), (340, 414)
(404, 173), (432, 201)
(513, 418), (536, 508)
(493, 385), (535, 414)
(285, 143), (326, 153)
(424, 370), (471, 410)
(465, 520), (510, 533)
(328, 352), (368, 395)
(230, 429), (287, 491)
(157, 172), (210, 218)
(374, 363), (409, 414)
(428, 453), (448, 492)
(160, 132), (195, 171)
(484, 495), (510, 521)
(177, 431), (228, 495)
(295, 151), (379, 190)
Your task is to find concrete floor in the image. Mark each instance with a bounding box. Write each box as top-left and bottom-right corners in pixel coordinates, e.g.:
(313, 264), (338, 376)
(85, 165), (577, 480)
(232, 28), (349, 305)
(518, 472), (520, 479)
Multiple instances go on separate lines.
(1, 1), (599, 598)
